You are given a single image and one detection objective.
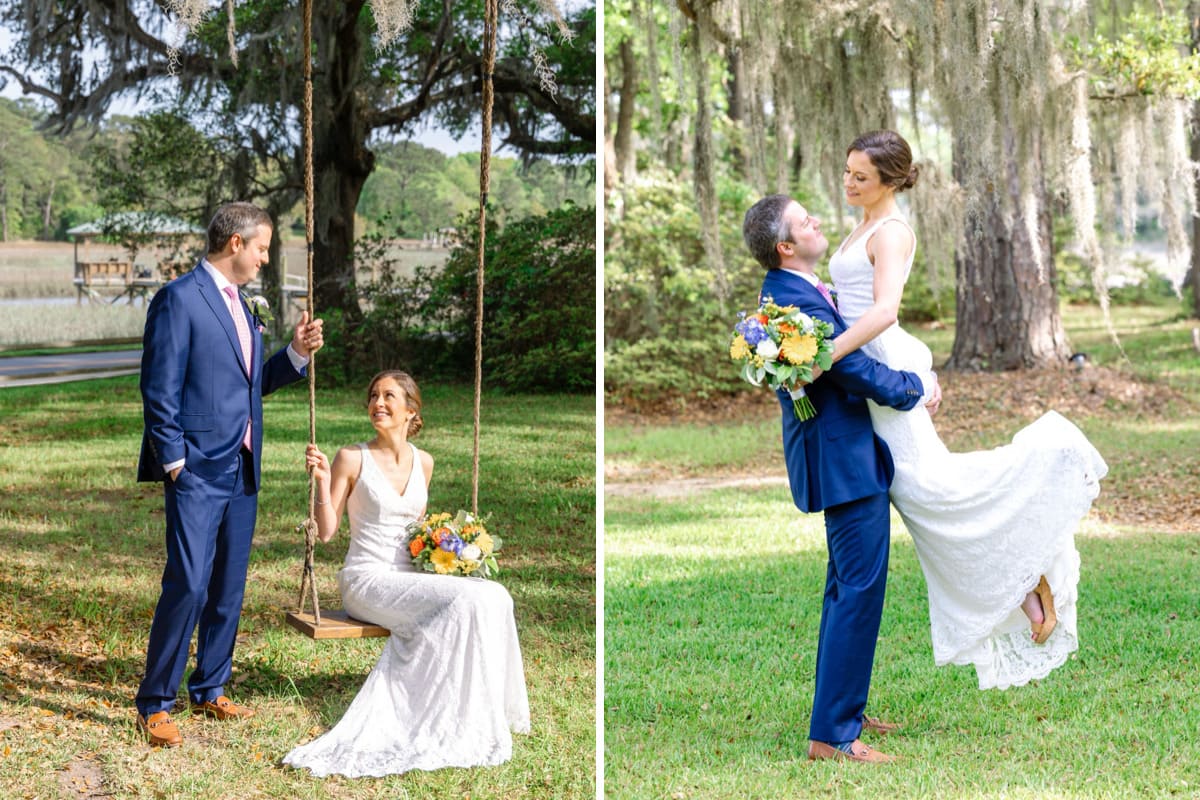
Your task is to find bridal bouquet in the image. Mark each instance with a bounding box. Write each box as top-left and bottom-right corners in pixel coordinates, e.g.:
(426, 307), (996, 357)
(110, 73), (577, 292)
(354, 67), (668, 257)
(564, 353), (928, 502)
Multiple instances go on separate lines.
(407, 510), (502, 578)
(730, 295), (835, 420)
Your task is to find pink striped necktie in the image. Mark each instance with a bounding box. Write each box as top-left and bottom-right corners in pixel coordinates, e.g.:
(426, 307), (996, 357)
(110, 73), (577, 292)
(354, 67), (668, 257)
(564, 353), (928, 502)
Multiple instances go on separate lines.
(815, 280), (837, 310)
(222, 285), (254, 451)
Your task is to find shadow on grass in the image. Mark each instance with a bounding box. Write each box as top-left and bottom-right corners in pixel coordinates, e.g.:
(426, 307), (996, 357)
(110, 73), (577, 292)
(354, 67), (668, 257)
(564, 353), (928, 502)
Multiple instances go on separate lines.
(1, 377), (596, 756)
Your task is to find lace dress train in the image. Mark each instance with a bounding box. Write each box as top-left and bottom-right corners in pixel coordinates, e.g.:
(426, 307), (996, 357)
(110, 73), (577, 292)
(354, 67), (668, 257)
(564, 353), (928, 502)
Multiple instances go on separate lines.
(829, 216), (1108, 689)
(283, 443), (530, 777)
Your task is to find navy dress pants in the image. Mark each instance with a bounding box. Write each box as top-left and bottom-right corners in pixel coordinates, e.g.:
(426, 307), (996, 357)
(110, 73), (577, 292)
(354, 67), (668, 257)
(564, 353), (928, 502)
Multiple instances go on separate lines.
(136, 452), (256, 716)
(808, 491), (892, 744)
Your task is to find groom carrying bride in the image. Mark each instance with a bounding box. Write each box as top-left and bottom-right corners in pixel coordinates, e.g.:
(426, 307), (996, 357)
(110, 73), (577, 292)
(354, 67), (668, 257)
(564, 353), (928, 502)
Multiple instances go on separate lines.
(742, 194), (940, 764)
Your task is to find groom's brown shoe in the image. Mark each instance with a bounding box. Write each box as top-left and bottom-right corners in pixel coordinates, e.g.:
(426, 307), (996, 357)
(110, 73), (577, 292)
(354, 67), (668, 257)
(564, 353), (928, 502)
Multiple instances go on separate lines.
(191, 695), (256, 721)
(808, 739), (897, 764)
(137, 711), (183, 747)
(863, 715), (901, 735)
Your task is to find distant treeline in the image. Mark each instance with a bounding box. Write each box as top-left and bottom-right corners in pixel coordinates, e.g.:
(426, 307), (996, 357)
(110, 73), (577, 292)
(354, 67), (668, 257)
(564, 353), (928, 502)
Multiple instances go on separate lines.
(0, 97), (594, 243)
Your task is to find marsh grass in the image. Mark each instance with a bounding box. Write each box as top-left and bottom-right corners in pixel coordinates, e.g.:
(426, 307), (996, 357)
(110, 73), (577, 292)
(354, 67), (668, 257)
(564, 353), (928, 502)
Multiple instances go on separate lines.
(0, 378), (595, 799)
(0, 302), (150, 346)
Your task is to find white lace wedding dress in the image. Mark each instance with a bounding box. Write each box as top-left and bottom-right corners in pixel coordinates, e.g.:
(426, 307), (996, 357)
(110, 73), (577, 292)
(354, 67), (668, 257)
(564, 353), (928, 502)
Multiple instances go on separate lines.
(283, 443), (530, 777)
(828, 215), (1108, 690)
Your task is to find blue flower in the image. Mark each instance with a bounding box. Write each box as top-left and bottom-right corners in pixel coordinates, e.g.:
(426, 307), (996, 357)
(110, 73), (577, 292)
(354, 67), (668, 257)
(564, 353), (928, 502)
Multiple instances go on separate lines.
(735, 317), (768, 346)
(439, 533), (465, 555)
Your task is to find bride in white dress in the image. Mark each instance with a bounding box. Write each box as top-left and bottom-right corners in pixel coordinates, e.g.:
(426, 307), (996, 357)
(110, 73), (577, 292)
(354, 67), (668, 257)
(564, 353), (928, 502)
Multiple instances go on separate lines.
(283, 370), (530, 777)
(826, 130), (1108, 690)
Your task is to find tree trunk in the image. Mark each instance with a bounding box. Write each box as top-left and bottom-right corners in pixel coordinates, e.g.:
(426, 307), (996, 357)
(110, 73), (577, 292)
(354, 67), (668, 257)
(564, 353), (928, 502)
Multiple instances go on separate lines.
(603, 65), (618, 203)
(1190, 3), (1200, 318)
(41, 177), (55, 240)
(725, 43), (746, 179)
(948, 126), (1071, 370)
(615, 37), (638, 185)
(1, 181), (8, 242)
(689, 18), (730, 317)
(310, 0), (373, 318)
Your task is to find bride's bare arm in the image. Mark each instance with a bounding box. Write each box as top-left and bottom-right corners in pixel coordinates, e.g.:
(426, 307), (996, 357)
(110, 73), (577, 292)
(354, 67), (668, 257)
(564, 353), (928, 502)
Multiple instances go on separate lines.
(307, 444), (359, 542)
(829, 221), (913, 363)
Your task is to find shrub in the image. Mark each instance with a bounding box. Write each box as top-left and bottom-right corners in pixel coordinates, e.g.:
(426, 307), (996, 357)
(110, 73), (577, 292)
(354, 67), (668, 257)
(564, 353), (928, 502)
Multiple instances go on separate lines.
(604, 332), (744, 409)
(344, 203), (596, 393)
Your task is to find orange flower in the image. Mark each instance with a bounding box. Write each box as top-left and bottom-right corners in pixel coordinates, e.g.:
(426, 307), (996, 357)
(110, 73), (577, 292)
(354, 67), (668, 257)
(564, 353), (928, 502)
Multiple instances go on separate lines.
(431, 526), (450, 545)
(755, 314), (768, 324)
(409, 537), (425, 557)
(777, 322), (797, 336)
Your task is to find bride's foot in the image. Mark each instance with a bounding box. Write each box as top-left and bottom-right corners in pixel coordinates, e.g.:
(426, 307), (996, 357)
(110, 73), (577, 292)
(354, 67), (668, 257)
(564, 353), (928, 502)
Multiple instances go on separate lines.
(1021, 590), (1045, 627)
(1024, 576), (1058, 644)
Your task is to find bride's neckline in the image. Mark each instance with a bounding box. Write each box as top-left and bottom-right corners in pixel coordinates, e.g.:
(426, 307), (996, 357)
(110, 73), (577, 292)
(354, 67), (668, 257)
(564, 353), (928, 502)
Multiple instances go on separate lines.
(363, 442), (416, 498)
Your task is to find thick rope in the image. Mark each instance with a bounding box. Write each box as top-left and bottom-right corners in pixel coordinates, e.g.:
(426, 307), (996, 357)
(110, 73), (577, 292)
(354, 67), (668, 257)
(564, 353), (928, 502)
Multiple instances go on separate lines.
(473, 0), (498, 515)
(294, 0), (321, 626)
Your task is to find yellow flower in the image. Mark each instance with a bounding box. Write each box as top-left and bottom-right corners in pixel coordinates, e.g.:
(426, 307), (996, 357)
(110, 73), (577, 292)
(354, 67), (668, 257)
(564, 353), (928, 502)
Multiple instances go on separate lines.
(431, 548), (458, 574)
(780, 333), (818, 365)
(729, 335), (750, 360)
(474, 531), (495, 556)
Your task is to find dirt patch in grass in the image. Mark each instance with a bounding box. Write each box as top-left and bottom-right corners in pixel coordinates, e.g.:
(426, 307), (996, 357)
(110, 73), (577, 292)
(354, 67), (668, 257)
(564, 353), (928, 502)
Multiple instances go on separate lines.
(607, 366), (1199, 531)
(58, 753), (107, 798)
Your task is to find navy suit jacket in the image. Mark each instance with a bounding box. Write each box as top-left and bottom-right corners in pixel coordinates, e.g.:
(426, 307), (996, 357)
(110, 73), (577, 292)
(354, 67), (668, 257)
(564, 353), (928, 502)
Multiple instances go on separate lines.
(137, 263), (304, 492)
(760, 268), (927, 513)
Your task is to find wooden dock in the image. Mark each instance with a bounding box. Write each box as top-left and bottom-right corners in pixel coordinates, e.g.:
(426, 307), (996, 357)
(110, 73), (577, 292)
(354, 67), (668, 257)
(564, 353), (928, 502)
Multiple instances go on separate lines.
(73, 259), (308, 314)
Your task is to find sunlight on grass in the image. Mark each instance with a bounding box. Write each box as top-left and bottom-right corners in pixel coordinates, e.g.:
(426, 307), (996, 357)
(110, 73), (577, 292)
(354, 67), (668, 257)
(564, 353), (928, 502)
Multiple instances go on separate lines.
(606, 482), (1200, 799)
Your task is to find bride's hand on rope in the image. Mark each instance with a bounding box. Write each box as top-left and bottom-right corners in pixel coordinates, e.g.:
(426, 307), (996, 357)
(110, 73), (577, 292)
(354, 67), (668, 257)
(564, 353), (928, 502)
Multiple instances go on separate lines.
(306, 443), (331, 485)
(291, 311), (325, 357)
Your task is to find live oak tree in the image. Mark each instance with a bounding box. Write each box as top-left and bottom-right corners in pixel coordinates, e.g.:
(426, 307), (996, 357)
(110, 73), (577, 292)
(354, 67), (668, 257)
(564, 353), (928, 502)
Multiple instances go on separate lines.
(0, 0), (595, 317)
(606, 0), (1200, 371)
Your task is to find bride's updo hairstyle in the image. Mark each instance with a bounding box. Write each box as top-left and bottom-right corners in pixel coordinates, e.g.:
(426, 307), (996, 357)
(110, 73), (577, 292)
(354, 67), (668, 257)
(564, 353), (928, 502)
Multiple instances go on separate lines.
(366, 370), (424, 437)
(849, 130), (919, 192)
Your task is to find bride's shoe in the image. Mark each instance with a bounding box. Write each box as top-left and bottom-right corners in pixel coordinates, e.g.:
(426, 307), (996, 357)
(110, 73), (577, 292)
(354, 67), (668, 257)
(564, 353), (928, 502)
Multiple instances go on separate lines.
(1030, 575), (1057, 645)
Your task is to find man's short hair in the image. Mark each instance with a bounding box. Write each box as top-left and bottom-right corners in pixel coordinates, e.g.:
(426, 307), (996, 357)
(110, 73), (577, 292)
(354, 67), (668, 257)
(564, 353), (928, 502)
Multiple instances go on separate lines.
(207, 202), (273, 254)
(743, 194), (793, 270)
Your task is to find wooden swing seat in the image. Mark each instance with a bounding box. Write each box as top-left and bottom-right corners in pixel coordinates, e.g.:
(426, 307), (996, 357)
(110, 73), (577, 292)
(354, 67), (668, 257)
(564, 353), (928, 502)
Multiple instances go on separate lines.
(285, 609), (388, 639)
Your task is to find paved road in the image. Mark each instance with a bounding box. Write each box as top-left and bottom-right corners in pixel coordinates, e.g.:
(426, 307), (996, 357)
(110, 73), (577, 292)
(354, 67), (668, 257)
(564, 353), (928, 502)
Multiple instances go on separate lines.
(0, 349), (141, 387)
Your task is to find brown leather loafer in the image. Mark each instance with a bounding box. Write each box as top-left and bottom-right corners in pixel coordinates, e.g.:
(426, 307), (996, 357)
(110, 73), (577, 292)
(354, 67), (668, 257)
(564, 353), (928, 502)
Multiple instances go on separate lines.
(863, 715), (901, 734)
(137, 711), (182, 747)
(808, 739), (897, 764)
(191, 695), (256, 721)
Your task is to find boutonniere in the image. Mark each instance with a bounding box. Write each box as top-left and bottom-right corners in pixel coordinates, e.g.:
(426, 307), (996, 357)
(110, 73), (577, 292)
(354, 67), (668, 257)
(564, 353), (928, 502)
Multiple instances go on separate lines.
(241, 292), (274, 331)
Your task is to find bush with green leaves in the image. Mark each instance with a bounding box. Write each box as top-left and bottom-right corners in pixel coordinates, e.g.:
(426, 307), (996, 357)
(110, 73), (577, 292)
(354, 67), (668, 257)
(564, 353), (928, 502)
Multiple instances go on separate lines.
(604, 170), (775, 406)
(342, 203), (596, 393)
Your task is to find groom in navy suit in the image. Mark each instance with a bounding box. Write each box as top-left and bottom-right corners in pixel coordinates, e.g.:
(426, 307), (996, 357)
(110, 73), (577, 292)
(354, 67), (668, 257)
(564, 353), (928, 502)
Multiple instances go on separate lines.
(135, 202), (324, 747)
(743, 194), (940, 764)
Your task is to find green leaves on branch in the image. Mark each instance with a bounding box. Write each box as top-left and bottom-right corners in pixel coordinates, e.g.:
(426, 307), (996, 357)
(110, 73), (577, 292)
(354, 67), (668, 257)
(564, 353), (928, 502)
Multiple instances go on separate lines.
(1069, 9), (1200, 99)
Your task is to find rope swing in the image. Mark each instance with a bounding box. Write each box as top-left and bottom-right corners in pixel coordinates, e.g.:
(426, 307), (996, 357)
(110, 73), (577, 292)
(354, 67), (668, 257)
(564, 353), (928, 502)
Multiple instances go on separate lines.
(288, 0), (499, 638)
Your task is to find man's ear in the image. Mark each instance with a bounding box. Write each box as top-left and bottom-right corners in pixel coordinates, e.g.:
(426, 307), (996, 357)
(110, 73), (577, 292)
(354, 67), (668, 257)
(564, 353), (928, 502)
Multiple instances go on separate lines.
(776, 241), (792, 259)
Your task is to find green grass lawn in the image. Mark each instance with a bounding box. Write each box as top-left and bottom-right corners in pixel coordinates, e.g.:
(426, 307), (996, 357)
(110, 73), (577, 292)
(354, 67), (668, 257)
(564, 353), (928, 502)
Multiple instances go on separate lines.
(0, 377), (595, 799)
(605, 492), (1200, 799)
(604, 301), (1200, 799)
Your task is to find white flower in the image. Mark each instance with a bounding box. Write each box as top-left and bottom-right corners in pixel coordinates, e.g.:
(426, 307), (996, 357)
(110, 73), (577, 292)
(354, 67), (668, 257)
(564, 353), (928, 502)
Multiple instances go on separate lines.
(755, 339), (780, 360)
(461, 544), (483, 561)
(248, 295), (269, 311)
